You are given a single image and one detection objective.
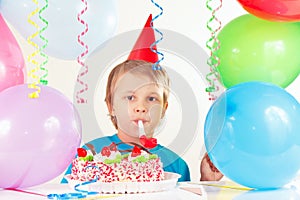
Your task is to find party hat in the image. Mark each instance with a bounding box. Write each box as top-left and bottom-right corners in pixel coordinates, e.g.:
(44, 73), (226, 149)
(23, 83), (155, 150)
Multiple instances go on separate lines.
(127, 14), (158, 63)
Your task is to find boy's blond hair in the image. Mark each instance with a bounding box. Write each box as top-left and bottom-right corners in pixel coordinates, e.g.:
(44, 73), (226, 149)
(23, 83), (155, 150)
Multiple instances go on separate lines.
(105, 60), (170, 129)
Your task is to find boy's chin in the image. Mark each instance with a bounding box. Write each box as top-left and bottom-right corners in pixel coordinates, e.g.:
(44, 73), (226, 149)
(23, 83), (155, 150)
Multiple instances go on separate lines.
(118, 129), (139, 138)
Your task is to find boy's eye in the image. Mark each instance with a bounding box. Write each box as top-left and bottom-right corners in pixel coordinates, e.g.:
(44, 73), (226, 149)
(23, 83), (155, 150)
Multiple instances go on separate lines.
(148, 97), (157, 102)
(126, 95), (134, 101)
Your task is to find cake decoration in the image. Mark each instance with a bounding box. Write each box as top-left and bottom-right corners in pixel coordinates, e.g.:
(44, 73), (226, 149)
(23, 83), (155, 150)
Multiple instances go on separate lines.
(77, 148), (87, 157)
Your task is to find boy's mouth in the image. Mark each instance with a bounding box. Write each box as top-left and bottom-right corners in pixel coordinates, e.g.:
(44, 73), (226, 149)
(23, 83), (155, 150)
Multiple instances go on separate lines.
(133, 119), (146, 126)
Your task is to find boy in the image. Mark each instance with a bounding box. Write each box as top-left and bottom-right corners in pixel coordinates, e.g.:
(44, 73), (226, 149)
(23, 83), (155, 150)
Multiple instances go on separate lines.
(62, 14), (190, 183)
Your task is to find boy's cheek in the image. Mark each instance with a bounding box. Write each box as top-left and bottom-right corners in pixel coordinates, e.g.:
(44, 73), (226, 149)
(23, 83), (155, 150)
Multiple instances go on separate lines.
(118, 120), (139, 137)
(149, 105), (164, 117)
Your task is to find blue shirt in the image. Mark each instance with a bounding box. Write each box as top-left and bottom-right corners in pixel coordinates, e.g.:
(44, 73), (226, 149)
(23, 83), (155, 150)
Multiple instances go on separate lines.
(61, 134), (190, 183)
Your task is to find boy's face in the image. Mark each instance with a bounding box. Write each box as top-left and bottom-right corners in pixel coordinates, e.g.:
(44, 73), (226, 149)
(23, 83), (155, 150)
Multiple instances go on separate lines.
(111, 72), (166, 138)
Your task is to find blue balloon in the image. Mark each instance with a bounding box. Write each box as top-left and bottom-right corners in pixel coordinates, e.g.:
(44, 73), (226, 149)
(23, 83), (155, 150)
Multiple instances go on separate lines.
(0, 0), (118, 60)
(204, 81), (300, 189)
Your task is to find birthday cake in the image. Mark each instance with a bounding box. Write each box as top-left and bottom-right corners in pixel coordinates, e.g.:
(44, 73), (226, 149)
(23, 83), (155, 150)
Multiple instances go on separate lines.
(68, 142), (164, 183)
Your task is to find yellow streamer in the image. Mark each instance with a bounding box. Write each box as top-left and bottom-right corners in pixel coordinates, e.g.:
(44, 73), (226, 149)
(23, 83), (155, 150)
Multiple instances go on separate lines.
(188, 182), (251, 191)
(27, 0), (41, 98)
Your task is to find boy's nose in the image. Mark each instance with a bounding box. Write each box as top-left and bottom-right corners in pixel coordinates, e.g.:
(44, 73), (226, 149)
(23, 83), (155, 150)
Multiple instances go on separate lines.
(134, 105), (147, 113)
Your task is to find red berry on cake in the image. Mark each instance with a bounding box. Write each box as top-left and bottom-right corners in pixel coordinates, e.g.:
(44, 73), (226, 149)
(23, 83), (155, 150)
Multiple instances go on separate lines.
(131, 146), (141, 157)
(77, 148), (87, 157)
(101, 146), (111, 157)
(109, 142), (117, 152)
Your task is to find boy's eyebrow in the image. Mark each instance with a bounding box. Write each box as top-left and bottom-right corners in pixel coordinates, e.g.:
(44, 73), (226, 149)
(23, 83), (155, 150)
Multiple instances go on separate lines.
(149, 92), (160, 96)
(122, 90), (135, 94)
(122, 90), (161, 96)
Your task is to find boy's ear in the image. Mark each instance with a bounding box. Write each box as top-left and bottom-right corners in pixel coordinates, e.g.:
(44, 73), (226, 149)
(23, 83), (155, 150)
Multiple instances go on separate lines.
(161, 101), (168, 118)
(106, 100), (114, 115)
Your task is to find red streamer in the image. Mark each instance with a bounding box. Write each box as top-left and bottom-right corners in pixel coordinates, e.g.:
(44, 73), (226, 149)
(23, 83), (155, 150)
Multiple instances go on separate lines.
(76, 0), (89, 103)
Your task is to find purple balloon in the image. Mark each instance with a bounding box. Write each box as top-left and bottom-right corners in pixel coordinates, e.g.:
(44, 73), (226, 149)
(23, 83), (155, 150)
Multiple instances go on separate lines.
(0, 84), (82, 188)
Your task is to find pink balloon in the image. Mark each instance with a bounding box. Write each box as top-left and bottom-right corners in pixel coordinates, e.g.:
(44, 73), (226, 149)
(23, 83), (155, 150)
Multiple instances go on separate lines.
(0, 14), (25, 92)
(0, 84), (82, 188)
(0, 66), (24, 92)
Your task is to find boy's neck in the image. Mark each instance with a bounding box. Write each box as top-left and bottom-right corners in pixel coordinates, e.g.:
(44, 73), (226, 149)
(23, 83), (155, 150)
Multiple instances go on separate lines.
(117, 131), (141, 145)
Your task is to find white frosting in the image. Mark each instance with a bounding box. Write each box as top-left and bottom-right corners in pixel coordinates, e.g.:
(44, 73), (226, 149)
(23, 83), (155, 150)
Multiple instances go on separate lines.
(93, 150), (122, 162)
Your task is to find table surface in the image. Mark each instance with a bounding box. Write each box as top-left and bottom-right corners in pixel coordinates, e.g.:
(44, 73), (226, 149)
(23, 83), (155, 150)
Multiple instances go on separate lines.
(1, 180), (300, 200)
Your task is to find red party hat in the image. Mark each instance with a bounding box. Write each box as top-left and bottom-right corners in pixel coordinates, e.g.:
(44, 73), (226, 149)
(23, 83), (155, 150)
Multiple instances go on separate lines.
(127, 14), (158, 63)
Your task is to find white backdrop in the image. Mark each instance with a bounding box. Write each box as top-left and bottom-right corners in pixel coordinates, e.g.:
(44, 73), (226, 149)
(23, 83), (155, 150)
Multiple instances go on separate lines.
(5, 0), (300, 182)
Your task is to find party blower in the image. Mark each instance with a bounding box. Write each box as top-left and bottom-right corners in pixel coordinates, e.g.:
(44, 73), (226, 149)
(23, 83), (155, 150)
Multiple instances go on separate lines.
(138, 120), (157, 149)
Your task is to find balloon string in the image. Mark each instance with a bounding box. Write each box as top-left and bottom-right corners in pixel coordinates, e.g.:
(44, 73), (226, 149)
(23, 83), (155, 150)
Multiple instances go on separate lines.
(38, 0), (49, 85)
(150, 0), (164, 70)
(205, 0), (222, 101)
(76, 0), (89, 104)
(27, 0), (41, 98)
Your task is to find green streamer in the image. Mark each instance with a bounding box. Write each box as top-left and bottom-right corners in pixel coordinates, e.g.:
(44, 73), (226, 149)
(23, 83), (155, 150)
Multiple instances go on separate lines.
(205, 0), (222, 100)
(39, 0), (49, 85)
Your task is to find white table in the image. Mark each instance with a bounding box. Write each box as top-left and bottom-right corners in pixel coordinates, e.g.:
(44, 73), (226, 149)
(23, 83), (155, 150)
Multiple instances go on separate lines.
(1, 181), (300, 200)
(0, 183), (202, 200)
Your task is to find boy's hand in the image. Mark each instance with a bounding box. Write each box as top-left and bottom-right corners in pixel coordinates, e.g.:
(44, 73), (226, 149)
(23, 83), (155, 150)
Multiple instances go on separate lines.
(200, 153), (223, 181)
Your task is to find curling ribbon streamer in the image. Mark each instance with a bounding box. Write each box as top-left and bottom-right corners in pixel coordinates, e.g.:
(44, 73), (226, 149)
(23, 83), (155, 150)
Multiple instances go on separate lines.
(150, 0), (164, 70)
(47, 166), (100, 199)
(76, 0), (89, 103)
(27, 0), (41, 98)
(188, 182), (251, 191)
(5, 166), (117, 199)
(205, 0), (222, 101)
(38, 0), (49, 85)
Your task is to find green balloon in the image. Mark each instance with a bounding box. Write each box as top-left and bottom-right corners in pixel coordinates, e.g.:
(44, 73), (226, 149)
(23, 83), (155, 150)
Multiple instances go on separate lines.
(216, 14), (300, 88)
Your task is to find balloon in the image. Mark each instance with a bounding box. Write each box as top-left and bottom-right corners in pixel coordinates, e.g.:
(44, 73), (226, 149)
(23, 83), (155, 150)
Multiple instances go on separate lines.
(216, 14), (300, 89)
(0, 84), (82, 188)
(0, 0), (118, 60)
(234, 188), (300, 200)
(204, 81), (300, 189)
(237, 0), (300, 22)
(0, 66), (24, 92)
(0, 14), (25, 92)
